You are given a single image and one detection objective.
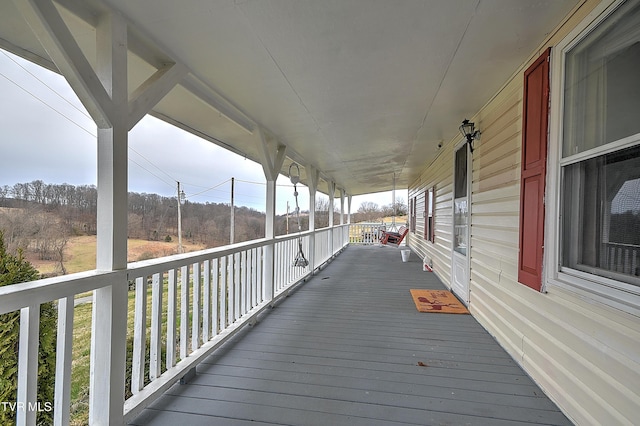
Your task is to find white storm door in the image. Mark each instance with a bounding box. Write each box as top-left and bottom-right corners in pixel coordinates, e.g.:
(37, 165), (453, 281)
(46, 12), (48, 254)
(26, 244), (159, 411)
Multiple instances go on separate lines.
(452, 142), (471, 304)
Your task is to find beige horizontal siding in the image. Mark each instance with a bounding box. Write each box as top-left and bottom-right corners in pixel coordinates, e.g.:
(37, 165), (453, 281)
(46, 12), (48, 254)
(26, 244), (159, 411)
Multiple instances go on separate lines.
(408, 142), (454, 287)
(408, 1), (640, 424)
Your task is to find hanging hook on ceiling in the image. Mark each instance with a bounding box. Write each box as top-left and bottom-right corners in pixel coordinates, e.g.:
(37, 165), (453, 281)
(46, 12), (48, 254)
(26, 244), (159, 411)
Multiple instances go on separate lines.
(289, 162), (301, 185)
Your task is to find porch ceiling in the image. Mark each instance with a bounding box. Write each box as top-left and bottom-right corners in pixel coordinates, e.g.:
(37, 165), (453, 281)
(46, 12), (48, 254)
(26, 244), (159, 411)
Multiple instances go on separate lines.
(0, 0), (579, 196)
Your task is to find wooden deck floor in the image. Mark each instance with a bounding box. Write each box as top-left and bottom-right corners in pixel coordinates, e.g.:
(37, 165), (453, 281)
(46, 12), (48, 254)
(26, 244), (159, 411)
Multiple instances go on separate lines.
(130, 245), (572, 426)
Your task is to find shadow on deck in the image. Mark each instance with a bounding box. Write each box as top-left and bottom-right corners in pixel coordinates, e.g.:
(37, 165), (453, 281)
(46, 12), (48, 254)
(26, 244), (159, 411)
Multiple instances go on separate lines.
(130, 245), (571, 425)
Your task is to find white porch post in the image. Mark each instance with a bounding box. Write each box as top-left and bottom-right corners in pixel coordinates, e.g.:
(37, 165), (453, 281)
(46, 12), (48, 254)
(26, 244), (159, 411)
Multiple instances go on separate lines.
(15, 2), (189, 424)
(307, 166), (319, 270)
(347, 194), (352, 224)
(257, 128), (286, 302)
(91, 12), (129, 425)
(340, 188), (345, 225)
(328, 181), (335, 254)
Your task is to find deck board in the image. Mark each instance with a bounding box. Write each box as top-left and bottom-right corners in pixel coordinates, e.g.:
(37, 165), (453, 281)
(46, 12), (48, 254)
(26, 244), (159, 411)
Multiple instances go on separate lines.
(130, 245), (572, 425)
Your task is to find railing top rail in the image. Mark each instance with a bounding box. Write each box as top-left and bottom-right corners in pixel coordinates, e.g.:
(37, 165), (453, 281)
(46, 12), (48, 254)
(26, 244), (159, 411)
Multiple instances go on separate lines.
(605, 241), (640, 249)
(127, 237), (269, 277)
(127, 229), (323, 277)
(1, 224), (353, 312)
(0, 269), (120, 315)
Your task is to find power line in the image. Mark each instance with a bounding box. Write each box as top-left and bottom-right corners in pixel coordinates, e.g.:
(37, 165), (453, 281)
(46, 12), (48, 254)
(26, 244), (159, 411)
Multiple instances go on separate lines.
(128, 145), (179, 184)
(185, 178), (231, 199)
(235, 178), (297, 188)
(1, 50), (92, 121)
(1, 50), (189, 192)
(128, 157), (176, 190)
(0, 70), (96, 138)
(0, 50), (285, 203)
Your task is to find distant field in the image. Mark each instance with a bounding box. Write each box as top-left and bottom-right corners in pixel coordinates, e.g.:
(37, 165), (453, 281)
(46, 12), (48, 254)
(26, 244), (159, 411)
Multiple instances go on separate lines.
(29, 235), (206, 275)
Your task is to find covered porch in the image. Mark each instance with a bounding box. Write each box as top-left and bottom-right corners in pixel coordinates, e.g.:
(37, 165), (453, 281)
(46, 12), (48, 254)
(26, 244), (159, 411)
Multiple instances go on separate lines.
(1, 0), (607, 424)
(131, 245), (570, 426)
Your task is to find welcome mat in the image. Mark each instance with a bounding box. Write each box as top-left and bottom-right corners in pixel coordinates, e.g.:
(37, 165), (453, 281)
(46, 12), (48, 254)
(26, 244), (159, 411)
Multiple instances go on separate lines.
(410, 289), (469, 314)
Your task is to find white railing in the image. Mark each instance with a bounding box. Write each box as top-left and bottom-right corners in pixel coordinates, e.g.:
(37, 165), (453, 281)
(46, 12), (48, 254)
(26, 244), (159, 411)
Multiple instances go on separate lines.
(0, 224), (350, 425)
(602, 241), (640, 277)
(314, 228), (332, 268)
(349, 222), (386, 245)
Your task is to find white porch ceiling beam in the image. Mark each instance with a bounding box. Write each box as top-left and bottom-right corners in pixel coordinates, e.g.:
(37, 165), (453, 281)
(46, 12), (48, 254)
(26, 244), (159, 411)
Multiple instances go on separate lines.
(257, 127), (287, 183)
(128, 62), (189, 130)
(12, 0), (114, 128)
(181, 75), (255, 134)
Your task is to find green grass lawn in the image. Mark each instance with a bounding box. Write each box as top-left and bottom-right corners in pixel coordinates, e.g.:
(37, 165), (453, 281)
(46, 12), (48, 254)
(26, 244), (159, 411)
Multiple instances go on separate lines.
(70, 288), (144, 425)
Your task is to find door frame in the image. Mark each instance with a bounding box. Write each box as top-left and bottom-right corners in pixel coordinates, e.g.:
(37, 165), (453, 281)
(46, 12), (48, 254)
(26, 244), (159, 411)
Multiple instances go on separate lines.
(451, 139), (472, 304)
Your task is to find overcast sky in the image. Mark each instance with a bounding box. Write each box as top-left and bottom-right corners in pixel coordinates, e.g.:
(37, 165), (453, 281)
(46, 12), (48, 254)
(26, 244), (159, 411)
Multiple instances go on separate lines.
(0, 49), (401, 215)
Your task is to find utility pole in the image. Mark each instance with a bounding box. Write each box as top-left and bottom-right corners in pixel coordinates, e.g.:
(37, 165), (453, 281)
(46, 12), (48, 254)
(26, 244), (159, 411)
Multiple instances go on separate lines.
(230, 177), (235, 244)
(286, 201), (290, 234)
(177, 181), (185, 253)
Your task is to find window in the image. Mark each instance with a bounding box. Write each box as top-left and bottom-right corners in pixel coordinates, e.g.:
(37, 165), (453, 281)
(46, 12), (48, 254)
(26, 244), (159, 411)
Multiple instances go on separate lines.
(562, 145), (640, 285)
(410, 196), (417, 233)
(425, 186), (435, 243)
(556, 0), (640, 297)
(562, 0), (640, 157)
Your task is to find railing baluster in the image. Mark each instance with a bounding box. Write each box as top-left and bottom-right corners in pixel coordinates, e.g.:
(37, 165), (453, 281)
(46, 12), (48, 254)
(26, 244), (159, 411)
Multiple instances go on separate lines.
(238, 251), (243, 316)
(17, 304), (40, 426)
(150, 273), (162, 380)
(624, 249), (630, 275)
(233, 253), (242, 321)
(180, 265), (189, 359)
(54, 296), (74, 426)
(131, 277), (147, 394)
(278, 242), (284, 291)
(257, 247), (263, 304)
(283, 242), (287, 290)
(286, 240), (292, 286)
(166, 269), (177, 368)
(212, 258), (219, 337)
(220, 256), (227, 330)
(252, 248), (257, 307)
(227, 254), (235, 324)
(284, 241), (289, 288)
(245, 249), (252, 312)
(192, 262), (201, 352)
(203, 259), (211, 342)
(251, 248), (257, 307)
(242, 250), (251, 315)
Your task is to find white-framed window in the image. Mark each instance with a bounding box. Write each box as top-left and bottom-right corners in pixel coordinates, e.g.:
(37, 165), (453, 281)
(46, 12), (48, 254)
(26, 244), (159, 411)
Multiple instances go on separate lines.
(425, 186), (435, 243)
(547, 0), (640, 314)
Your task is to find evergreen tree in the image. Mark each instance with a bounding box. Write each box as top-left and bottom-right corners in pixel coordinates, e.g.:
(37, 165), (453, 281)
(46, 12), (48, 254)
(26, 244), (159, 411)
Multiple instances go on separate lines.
(0, 231), (56, 425)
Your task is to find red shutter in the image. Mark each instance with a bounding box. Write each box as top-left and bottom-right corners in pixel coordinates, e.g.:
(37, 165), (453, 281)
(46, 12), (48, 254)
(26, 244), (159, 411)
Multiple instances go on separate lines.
(518, 48), (550, 291)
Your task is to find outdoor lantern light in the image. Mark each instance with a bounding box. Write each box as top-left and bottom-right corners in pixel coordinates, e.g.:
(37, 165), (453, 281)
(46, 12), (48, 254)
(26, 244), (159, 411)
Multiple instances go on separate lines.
(459, 119), (480, 153)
